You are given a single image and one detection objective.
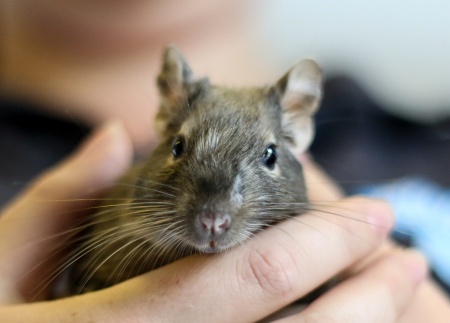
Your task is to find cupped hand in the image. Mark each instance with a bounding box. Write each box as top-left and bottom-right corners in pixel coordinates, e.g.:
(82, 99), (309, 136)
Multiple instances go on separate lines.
(0, 122), (442, 322)
(0, 121), (133, 303)
(299, 156), (450, 323)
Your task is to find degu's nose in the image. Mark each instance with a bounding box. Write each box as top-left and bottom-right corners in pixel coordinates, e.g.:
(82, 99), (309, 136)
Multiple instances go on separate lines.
(199, 211), (231, 235)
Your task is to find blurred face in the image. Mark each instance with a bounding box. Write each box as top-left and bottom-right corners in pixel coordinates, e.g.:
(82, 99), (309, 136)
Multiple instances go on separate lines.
(6, 0), (241, 53)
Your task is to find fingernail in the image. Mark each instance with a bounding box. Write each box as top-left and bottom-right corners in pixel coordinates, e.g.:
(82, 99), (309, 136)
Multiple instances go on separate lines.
(366, 200), (394, 236)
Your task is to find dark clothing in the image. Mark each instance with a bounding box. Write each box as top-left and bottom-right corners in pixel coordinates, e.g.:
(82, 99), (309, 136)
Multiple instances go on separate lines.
(310, 76), (450, 193)
(0, 99), (89, 206)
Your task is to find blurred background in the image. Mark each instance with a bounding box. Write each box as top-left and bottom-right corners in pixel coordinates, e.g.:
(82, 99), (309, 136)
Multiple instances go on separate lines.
(257, 0), (450, 122)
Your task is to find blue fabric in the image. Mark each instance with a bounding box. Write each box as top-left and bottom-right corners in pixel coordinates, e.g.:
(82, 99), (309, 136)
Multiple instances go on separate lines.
(358, 178), (450, 288)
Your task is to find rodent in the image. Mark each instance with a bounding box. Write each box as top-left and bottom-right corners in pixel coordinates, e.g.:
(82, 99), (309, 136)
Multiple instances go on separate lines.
(66, 46), (323, 295)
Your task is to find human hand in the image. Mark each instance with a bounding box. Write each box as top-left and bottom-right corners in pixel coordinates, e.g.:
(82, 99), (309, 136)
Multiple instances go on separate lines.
(0, 121), (134, 303)
(298, 156), (450, 323)
(0, 122), (440, 322)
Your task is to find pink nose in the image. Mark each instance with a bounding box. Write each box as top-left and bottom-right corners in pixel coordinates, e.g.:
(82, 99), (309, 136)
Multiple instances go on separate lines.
(199, 212), (231, 235)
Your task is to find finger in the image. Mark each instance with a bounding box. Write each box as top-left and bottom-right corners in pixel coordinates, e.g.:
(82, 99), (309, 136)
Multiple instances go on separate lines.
(78, 196), (393, 322)
(298, 153), (344, 202)
(0, 121), (133, 303)
(280, 250), (427, 323)
(0, 196), (393, 321)
(398, 279), (450, 323)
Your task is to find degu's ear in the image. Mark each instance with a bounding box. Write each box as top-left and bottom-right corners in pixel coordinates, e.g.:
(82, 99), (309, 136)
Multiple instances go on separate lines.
(157, 46), (194, 96)
(274, 59), (322, 155)
(155, 46), (207, 137)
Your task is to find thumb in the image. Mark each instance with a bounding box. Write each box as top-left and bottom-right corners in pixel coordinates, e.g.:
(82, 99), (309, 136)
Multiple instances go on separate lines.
(0, 120), (133, 303)
(297, 153), (344, 202)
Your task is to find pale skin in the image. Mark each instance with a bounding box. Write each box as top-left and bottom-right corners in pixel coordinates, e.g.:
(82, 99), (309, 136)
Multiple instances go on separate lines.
(0, 122), (449, 322)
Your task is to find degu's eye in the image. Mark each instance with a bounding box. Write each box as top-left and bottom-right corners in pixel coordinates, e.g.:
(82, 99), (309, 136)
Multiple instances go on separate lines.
(262, 144), (277, 169)
(172, 136), (185, 158)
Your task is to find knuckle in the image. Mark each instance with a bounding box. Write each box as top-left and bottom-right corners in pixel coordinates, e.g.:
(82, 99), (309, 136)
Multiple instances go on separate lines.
(240, 243), (297, 299)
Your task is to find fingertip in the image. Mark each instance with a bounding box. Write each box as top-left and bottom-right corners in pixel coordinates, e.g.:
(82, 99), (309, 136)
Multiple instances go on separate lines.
(98, 119), (134, 169)
(399, 250), (428, 285)
(63, 120), (134, 195)
(77, 120), (132, 159)
(351, 196), (395, 237)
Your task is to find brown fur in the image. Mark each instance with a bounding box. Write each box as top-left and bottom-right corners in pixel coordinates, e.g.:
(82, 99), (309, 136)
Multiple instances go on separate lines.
(67, 46), (322, 294)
